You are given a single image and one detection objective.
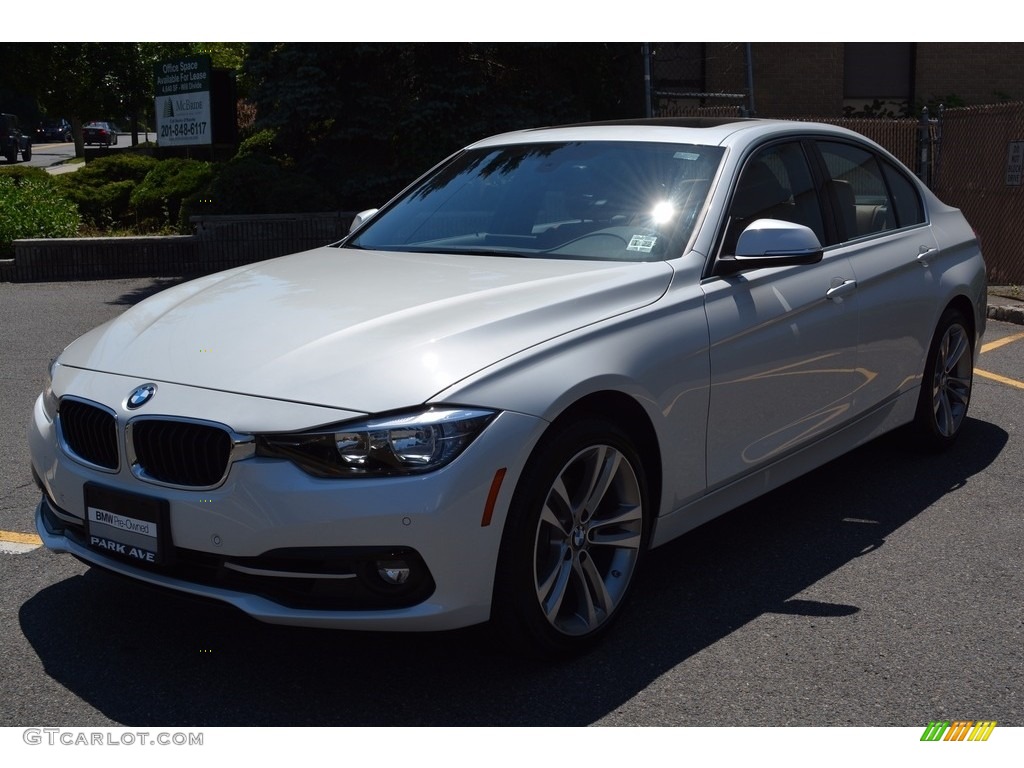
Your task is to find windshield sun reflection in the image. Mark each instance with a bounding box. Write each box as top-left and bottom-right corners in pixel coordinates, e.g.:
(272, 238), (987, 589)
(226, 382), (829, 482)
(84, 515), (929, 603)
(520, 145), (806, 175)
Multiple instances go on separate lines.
(650, 201), (676, 225)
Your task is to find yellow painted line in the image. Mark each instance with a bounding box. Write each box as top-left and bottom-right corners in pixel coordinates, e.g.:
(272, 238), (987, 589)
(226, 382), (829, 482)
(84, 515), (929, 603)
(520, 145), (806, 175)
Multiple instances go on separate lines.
(975, 331), (1024, 389)
(981, 331), (1024, 354)
(0, 530), (42, 545)
(975, 368), (1024, 390)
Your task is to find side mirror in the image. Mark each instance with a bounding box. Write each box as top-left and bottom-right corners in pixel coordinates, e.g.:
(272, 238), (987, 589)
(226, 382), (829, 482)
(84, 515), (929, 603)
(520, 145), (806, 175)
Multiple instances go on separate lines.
(349, 208), (379, 234)
(717, 219), (824, 275)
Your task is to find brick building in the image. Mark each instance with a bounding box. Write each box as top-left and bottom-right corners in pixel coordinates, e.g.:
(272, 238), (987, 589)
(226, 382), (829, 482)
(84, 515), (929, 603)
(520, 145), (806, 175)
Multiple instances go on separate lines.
(652, 42), (1024, 118)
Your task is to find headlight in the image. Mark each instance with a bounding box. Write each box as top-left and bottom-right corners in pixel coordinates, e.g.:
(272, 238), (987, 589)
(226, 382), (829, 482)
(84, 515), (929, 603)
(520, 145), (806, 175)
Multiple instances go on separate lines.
(41, 358), (59, 421)
(256, 407), (498, 478)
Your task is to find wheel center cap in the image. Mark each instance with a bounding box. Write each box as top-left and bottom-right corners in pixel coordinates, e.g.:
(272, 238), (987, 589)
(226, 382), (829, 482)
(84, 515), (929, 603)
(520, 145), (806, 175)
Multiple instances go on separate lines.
(572, 525), (587, 549)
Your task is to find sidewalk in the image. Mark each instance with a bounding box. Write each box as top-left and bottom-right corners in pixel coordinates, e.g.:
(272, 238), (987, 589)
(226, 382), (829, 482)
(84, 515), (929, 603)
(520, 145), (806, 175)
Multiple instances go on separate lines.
(46, 162), (82, 175)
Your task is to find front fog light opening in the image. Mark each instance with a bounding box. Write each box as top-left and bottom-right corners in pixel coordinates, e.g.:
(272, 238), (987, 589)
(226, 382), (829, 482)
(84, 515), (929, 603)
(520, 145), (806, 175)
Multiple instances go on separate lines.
(355, 550), (432, 599)
(376, 560), (411, 585)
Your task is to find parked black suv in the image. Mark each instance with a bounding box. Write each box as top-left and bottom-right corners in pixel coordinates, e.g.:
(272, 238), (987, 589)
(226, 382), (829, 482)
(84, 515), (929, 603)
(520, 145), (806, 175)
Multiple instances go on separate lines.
(1, 113), (32, 163)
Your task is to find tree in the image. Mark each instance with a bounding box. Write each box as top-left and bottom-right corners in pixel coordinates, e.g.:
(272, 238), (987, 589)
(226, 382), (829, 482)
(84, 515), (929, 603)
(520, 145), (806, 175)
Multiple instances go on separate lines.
(243, 43), (643, 209)
(0, 43), (248, 155)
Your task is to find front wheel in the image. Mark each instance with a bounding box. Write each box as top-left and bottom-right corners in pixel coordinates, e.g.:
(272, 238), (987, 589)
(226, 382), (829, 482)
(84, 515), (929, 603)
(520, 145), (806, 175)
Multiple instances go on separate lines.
(912, 307), (974, 451)
(491, 419), (649, 657)
(22, 145), (31, 161)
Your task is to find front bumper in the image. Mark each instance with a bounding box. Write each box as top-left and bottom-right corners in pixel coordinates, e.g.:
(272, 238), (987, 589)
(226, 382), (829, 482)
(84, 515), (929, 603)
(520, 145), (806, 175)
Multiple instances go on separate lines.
(30, 384), (545, 632)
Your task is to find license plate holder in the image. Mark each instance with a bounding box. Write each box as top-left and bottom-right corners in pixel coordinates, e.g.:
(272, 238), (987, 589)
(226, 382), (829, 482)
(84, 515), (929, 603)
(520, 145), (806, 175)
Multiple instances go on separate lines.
(84, 483), (170, 567)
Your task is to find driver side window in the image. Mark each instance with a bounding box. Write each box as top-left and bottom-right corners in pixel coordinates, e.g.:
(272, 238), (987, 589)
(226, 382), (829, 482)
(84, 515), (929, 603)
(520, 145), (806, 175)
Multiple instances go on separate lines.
(720, 142), (825, 256)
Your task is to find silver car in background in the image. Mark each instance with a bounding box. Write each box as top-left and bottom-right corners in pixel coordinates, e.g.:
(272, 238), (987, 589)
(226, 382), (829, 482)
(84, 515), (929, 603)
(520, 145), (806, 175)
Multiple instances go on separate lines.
(29, 118), (986, 656)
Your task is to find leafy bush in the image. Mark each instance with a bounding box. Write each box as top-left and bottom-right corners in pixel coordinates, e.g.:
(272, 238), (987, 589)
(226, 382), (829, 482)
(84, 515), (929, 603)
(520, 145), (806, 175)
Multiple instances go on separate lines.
(130, 158), (214, 230)
(55, 154), (159, 226)
(235, 128), (278, 159)
(0, 175), (81, 257)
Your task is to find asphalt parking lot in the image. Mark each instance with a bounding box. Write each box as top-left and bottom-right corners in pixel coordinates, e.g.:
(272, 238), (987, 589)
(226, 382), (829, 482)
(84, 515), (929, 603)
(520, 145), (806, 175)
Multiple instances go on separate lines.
(1, 277), (1022, 728)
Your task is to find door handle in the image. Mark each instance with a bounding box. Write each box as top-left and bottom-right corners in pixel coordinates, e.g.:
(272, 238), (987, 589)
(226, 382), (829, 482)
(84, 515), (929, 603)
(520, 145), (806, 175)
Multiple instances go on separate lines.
(917, 245), (939, 267)
(826, 278), (858, 302)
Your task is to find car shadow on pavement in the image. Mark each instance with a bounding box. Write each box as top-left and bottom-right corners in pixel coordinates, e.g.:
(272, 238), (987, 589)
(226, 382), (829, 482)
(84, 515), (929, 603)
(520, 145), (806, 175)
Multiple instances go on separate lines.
(18, 418), (1008, 726)
(107, 277), (187, 306)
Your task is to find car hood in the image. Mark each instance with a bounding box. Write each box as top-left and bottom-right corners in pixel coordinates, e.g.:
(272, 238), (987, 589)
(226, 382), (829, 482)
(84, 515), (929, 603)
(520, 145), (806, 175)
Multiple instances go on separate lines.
(58, 246), (674, 413)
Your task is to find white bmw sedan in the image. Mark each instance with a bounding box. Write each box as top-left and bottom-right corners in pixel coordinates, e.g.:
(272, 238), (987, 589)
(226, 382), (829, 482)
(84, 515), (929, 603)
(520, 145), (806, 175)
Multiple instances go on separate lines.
(29, 118), (986, 656)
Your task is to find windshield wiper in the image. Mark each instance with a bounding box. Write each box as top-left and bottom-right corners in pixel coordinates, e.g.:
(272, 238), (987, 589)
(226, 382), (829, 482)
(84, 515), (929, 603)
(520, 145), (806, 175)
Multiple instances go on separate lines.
(440, 248), (530, 259)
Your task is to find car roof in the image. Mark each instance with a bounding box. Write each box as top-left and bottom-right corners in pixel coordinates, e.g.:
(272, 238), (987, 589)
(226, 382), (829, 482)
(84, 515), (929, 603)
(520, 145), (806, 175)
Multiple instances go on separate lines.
(468, 117), (871, 150)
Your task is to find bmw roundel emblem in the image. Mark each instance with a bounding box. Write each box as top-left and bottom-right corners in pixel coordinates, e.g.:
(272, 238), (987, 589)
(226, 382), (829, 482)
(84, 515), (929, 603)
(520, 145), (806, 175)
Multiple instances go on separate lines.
(126, 384), (157, 410)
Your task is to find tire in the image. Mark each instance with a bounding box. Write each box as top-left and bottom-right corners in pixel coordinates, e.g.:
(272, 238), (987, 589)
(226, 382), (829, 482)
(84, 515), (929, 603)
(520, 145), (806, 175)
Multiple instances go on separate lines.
(491, 418), (649, 657)
(912, 307), (974, 451)
(22, 145), (31, 161)
(5, 149), (16, 164)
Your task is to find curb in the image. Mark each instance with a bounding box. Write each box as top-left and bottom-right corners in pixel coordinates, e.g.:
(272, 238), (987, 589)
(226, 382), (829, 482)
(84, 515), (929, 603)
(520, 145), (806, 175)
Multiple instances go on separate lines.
(987, 303), (1024, 326)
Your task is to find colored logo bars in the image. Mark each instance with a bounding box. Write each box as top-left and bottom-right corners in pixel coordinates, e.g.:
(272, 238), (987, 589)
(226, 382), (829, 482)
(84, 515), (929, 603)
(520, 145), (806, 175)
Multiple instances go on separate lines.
(920, 721), (997, 741)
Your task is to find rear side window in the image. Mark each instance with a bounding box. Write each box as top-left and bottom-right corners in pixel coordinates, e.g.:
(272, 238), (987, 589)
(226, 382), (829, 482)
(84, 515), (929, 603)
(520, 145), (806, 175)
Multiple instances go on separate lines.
(818, 141), (896, 241)
(881, 159), (926, 227)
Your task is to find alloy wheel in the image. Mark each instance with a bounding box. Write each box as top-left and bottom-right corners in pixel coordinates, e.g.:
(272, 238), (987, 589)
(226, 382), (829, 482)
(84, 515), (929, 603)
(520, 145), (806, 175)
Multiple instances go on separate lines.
(532, 443), (644, 637)
(931, 321), (972, 438)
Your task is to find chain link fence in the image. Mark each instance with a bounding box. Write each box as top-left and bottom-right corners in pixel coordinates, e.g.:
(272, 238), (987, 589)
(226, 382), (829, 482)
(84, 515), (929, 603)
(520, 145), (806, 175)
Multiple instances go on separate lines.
(931, 103), (1024, 285)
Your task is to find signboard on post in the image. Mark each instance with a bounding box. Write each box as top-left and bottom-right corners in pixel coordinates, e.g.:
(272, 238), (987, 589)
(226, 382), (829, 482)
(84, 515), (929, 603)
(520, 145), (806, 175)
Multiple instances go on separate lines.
(153, 55), (213, 147)
(1007, 141), (1024, 186)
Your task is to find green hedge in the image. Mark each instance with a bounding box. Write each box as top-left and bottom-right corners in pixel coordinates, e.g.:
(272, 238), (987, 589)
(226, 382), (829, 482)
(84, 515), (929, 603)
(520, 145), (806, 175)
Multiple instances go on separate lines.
(55, 154), (159, 227)
(0, 165), (52, 184)
(24, 141), (336, 238)
(130, 158), (215, 229)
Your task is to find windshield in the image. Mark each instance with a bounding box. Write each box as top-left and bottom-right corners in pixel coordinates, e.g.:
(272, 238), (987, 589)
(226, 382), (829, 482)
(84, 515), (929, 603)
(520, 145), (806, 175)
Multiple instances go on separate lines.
(347, 141), (724, 262)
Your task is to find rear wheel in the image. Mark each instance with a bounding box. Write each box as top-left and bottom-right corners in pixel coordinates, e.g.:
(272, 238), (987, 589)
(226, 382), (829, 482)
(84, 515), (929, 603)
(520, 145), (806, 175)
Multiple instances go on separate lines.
(492, 418), (649, 657)
(912, 307), (974, 450)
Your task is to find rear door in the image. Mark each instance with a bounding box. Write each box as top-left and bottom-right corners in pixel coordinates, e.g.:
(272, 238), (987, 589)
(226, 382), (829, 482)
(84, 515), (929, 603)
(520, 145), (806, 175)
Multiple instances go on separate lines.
(812, 139), (936, 412)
